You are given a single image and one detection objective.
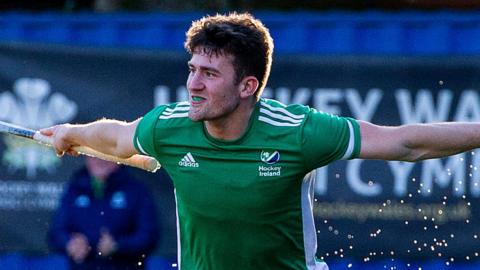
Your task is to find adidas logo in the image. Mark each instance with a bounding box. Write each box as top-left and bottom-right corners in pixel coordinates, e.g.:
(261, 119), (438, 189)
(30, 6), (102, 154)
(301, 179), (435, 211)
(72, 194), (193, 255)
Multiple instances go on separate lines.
(178, 152), (199, 168)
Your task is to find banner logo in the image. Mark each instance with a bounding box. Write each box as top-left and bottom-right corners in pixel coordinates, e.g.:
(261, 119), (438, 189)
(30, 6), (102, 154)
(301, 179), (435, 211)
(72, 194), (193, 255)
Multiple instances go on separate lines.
(0, 78), (78, 178)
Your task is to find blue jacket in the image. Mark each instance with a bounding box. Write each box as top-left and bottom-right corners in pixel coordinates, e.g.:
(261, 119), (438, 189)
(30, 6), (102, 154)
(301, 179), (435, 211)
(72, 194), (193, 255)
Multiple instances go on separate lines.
(48, 166), (159, 270)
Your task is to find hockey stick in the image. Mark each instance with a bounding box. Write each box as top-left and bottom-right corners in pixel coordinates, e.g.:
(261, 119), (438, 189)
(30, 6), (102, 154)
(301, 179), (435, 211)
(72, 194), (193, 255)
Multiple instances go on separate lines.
(0, 120), (160, 172)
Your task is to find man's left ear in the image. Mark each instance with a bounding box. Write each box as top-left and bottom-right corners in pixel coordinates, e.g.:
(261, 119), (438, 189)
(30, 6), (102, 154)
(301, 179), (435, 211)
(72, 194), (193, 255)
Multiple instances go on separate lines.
(239, 76), (259, 99)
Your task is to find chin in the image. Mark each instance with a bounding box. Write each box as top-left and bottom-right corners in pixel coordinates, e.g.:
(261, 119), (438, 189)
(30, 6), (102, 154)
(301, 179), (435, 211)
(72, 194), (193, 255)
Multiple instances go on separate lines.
(189, 117), (203, 122)
(188, 112), (203, 122)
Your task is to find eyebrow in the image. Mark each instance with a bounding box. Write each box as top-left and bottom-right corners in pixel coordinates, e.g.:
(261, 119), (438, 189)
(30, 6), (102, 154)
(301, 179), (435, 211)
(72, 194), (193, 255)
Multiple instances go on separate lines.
(188, 62), (221, 74)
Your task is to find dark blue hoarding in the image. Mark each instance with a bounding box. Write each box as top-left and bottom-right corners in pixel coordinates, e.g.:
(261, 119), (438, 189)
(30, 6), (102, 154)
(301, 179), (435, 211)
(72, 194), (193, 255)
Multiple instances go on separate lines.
(0, 44), (479, 262)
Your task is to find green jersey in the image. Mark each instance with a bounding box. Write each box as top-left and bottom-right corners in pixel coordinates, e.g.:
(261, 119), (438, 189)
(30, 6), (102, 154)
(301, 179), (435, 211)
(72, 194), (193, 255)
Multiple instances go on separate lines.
(134, 98), (361, 270)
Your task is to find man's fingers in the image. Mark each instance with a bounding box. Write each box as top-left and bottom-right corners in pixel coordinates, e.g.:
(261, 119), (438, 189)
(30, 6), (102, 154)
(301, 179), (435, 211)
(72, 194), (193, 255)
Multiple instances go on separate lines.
(40, 125), (78, 157)
(39, 126), (65, 156)
(39, 126), (55, 136)
(66, 149), (79, 156)
(56, 150), (65, 157)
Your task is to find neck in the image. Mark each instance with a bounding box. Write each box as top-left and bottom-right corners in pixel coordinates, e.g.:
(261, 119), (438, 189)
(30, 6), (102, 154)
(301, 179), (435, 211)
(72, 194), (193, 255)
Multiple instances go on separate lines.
(205, 100), (256, 140)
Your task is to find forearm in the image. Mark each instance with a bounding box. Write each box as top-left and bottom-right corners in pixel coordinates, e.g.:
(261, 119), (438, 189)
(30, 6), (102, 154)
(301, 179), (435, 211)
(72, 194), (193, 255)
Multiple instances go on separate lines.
(401, 122), (480, 161)
(53, 118), (139, 158)
(359, 121), (480, 161)
(71, 120), (126, 156)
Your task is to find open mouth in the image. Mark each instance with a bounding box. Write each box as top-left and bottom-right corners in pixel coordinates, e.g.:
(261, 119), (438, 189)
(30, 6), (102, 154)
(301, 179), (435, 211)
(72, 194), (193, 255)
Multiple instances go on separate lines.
(192, 96), (205, 102)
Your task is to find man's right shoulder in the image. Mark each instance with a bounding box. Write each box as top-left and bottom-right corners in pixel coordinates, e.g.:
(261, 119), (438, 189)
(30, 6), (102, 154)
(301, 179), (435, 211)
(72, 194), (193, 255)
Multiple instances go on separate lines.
(143, 101), (193, 127)
(157, 101), (190, 120)
(135, 101), (196, 158)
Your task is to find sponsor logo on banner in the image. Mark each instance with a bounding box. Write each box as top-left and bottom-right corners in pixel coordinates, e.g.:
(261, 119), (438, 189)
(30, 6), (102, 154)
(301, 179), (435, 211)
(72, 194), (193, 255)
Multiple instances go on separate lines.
(0, 78), (78, 178)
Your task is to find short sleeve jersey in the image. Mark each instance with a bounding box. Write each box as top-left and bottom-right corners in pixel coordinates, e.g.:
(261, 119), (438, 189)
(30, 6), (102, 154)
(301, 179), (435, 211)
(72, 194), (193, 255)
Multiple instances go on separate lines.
(134, 98), (361, 270)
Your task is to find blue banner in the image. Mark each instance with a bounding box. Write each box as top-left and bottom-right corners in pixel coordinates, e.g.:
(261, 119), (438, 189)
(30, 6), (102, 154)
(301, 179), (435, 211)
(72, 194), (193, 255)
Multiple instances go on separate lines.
(0, 44), (479, 261)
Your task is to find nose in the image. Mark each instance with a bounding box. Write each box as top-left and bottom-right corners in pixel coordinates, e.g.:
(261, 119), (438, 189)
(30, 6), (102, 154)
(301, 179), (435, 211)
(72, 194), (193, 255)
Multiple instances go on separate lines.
(187, 72), (204, 92)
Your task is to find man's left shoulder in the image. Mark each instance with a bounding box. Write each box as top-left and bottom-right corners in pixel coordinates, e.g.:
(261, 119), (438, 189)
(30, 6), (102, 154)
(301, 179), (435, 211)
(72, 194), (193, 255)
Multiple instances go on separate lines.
(260, 98), (311, 114)
(257, 98), (310, 128)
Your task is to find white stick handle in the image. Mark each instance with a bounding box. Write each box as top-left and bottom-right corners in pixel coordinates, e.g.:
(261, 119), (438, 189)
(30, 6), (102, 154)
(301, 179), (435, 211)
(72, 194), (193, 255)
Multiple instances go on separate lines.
(33, 132), (161, 172)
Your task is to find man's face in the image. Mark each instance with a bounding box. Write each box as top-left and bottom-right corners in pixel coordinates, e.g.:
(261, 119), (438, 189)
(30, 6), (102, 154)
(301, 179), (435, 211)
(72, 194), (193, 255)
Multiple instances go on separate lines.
(186, 50), (241, 122)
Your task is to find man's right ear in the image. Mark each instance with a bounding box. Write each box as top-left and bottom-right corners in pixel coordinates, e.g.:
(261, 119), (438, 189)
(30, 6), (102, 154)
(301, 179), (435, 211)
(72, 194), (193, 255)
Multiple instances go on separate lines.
(239, 76), (259, 99)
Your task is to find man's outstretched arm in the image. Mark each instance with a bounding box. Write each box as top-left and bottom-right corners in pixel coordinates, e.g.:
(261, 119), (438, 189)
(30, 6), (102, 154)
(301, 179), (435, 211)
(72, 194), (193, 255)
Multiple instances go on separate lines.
(358, 121), (480, 162)
(40, 118), (140, 158)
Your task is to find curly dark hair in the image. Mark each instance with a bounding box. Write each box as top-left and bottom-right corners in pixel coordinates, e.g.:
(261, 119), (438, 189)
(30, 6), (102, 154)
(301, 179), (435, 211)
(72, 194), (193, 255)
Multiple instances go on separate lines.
(185, 12), (274, 100)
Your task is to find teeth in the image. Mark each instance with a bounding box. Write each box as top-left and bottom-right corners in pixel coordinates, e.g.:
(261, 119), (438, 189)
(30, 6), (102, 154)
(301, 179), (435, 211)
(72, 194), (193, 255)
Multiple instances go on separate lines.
(192, 96), (203, 101)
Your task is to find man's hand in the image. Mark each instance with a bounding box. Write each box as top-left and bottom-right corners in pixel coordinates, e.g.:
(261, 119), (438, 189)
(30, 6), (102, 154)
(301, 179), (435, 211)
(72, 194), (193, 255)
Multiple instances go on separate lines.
(66, 233), (91, 263)
(98, 229), (118, 257)
(40, 124), (80, 157)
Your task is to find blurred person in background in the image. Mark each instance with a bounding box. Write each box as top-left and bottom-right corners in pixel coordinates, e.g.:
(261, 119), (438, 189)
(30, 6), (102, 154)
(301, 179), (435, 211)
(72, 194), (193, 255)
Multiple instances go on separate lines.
(48, 156), (159, 270)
